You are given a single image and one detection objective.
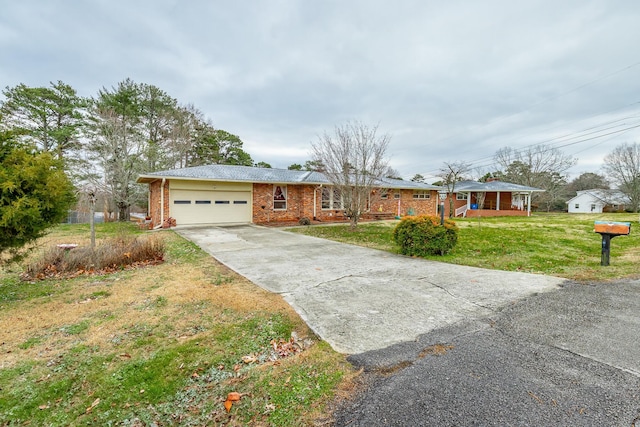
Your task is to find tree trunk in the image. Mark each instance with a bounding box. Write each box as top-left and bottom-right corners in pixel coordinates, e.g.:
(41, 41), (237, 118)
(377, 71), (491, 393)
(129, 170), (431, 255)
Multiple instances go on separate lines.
(118, 203), (128, 221)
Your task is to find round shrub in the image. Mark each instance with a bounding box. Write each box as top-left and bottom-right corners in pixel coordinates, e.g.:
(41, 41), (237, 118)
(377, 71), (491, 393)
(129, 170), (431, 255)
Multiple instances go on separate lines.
(298, 217), (311, 226)
(393, 215), (458, 256)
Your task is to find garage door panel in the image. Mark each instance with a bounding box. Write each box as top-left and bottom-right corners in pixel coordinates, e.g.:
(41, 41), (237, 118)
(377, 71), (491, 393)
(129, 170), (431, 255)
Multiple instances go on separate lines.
(170, 190), (251, 225)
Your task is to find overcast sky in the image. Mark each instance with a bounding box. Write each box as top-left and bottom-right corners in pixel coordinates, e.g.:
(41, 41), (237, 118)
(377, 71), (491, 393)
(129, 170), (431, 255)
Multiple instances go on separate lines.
(2, 0), (640, 181)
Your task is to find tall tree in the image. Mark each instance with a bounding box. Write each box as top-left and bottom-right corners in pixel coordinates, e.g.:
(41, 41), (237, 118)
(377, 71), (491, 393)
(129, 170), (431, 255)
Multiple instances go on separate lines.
(438, 161), (471, 217)
(165, 104), (200, 169)
(0, 81), (86, 165)
(189, 126), (253, 167)
(254, 161), (272, 168)
(138, 83), (178, 172)
(0, 128), (75, 260)
(311, 121), (390, 230)
(87, 79), (145, 221)
(410, 173), (426, 183)
(603, 142), (640, 212)
(303, 159), (324, 171)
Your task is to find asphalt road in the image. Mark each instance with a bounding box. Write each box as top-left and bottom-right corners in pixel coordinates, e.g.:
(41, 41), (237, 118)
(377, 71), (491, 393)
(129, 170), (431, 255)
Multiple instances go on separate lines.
(333, 279), (640, 426)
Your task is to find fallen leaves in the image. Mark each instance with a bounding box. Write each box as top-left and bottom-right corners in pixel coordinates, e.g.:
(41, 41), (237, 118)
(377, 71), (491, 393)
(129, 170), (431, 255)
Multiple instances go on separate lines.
(86, 397), (100, 413)
(418, 343), (455, 358)
(239, 334), (312, 368)
(224, 391), (243, 412)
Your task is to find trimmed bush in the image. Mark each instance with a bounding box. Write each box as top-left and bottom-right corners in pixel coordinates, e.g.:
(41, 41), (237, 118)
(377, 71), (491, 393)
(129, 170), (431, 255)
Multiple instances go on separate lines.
(393, 215), (458, 256)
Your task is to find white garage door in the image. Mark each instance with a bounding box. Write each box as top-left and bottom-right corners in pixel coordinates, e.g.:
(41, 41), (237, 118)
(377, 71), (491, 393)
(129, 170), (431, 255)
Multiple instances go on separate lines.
(170, 189), (252, 225)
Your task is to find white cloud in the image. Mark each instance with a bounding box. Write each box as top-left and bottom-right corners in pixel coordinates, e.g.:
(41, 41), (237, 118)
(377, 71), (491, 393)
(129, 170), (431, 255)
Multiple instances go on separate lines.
(2, 0), (640, 177)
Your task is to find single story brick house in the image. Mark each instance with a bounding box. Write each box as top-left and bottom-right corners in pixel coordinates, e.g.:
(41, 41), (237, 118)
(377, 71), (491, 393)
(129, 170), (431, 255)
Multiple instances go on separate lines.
(136, 164), (441, 227)
(447, 180), (544, 217)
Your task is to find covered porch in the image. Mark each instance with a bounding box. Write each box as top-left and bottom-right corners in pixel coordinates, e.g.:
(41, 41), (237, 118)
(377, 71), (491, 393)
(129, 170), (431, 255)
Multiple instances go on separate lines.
(450, 180), (544, 218)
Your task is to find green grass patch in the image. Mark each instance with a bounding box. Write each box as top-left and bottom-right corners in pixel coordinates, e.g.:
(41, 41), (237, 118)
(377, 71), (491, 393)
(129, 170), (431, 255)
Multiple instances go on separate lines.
(61, 320), (90, 335)
(18, 336), (42, 350)
(288, 213), (640, 281)
(0, 222), (352, 426)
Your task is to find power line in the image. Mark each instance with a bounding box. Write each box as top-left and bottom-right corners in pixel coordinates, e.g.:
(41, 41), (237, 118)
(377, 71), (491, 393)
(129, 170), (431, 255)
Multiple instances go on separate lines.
(420, 61), (640, 149)
(417, 121), (640, 177)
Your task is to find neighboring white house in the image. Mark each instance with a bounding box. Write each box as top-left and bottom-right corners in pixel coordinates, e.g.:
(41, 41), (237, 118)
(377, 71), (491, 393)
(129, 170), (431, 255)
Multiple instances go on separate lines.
(566, 189), (630, 213)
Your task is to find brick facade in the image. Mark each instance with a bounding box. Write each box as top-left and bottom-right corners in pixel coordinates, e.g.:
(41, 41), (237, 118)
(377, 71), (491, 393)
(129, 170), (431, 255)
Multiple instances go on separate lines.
(144, 179), (531, 225)
(252, 184), (438, 224)
(145, 179), (439, 226)
(148, 179), (169, 228)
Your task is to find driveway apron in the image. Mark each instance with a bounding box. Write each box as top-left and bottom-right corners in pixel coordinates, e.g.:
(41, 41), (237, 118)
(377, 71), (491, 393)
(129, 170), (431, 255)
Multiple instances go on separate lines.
(176, 225), (566, 354)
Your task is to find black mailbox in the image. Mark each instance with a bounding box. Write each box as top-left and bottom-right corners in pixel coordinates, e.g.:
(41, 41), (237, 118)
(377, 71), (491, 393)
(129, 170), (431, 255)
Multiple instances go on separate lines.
(594, 221), (631, 266)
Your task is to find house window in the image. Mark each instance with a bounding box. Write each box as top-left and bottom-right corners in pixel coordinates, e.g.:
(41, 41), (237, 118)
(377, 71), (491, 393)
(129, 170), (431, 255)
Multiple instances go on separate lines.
(195, 200), (211, 204)
(380, 189), (389, 199)
(273, 185), (287, 210)
(590, 204), (596, 212)
(456, 193), (468, 200)
(393, 192), (401, 199)
(321, 187), (343, 209)
(215, 200), (230, 204)
(413, 191), (430, 199)
(575, 204), (579, 209)
(174, 200), (191, 204)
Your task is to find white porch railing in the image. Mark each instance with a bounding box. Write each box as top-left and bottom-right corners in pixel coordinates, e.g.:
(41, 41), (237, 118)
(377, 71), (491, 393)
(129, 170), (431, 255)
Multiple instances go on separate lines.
(455, 205), (468, 217)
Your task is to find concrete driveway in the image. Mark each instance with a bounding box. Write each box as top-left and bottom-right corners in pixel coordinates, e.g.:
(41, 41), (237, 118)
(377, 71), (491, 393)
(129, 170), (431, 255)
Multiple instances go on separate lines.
(176, 224), (566, 354)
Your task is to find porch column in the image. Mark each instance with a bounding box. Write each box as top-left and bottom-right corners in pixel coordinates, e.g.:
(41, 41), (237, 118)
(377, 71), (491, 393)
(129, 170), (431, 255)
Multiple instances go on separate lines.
(496, 192), (501, 211)
(467, 193), (471, 210)
(527, 192), (532, 216)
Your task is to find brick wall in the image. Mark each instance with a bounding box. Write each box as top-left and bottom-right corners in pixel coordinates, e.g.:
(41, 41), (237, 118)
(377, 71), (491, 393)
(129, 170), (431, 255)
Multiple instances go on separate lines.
(144, 180), (441, 226)
(369, 189), (438, 217)
(148, 179), (169, 228)
(252, 183), (314, 223)
(253, 184), (438, 224)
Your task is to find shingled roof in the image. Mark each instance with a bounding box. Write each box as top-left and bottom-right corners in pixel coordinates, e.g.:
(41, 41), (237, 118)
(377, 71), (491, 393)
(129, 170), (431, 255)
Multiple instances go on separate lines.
(137, 164), (440, 190)
(453, 180), (544, 192)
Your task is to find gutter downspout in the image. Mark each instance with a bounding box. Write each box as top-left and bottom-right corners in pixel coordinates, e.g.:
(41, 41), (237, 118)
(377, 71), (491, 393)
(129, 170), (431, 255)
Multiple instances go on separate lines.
(160, 178), (166, 226)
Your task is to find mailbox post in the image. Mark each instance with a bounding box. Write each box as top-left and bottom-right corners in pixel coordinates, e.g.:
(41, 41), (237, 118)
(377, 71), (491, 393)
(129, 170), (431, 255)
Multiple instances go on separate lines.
(438, 190), (447, 225)
(594, 221), (631, 266)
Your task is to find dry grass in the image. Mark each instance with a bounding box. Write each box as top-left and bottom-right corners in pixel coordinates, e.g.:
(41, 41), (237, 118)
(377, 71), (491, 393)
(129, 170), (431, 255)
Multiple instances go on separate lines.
(0, 225), (353, 425)
(23, 234), (165, 279)
(1, 233), (302, 369)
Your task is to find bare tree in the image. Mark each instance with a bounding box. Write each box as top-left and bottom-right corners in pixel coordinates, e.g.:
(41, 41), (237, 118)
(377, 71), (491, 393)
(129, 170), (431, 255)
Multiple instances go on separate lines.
(311, 121), (390, 230)
(495, 144), (576, 187)
(87, 102), (145, 221)
(438, 161), (471, 217)
(603, 142), (640, 212)
(495, 144), (576, 210)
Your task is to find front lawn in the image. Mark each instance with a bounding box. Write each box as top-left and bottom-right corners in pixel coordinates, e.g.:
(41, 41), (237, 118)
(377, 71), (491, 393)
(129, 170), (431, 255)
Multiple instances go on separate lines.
(0, 223), (353, 426)
(288, 213), (640, 281)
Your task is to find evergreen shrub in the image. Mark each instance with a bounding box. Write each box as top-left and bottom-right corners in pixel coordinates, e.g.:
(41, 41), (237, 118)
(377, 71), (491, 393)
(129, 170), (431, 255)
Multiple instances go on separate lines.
(393, 215), (458, 256)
